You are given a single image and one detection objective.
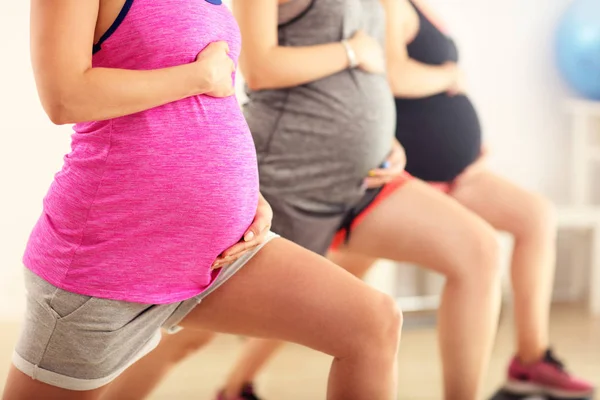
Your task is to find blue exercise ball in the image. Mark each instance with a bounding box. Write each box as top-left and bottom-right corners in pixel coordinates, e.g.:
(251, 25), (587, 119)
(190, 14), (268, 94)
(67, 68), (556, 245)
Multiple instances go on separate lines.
(555, 0), (600, 100)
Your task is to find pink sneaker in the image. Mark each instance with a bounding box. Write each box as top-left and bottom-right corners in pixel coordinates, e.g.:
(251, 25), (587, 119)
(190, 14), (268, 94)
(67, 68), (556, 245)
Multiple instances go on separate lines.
(505, 349), (595, 399)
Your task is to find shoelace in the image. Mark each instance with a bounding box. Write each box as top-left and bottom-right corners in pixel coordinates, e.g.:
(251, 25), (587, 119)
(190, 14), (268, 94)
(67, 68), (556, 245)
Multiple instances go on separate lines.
(544, 349), (566, 371)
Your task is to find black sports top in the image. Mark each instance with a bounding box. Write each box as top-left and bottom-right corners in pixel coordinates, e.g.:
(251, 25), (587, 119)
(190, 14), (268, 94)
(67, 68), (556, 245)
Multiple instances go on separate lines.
(395, 1), (481, 182)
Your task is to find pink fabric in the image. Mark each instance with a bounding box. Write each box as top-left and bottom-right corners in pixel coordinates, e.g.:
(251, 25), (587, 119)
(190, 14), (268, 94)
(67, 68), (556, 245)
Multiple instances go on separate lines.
(24, 0), (259, 304)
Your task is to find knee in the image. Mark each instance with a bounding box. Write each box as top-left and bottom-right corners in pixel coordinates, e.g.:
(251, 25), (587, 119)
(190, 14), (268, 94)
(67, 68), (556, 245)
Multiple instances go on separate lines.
(381, 294), (403, 344)
(515, 193), (556, 242)
(358, 293), (403, 353)
(449, 223), (502, 286)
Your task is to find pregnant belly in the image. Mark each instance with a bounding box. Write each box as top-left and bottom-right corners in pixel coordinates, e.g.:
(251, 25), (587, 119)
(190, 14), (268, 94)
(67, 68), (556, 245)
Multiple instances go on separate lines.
(250, 80), (396, 192)
(251, 106), (395, 209)
(53, 122), (260, 264)
(395, 95), (482, 182)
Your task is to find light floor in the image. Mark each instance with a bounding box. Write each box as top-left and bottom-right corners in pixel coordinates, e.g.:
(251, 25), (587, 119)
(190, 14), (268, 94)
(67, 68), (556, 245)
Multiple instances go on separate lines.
(0, 304), (598, 399)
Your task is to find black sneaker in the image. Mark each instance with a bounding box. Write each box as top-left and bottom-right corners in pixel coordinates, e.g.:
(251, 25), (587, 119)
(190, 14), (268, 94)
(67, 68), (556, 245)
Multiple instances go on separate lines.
(216, 383), (262, 400)
(240, 383), (262, 400)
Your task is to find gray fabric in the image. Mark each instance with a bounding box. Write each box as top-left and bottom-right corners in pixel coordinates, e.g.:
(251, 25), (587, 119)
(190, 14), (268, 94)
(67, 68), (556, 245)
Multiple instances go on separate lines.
(279, 0), (313, 25)
(13, 232), (279, 391)
(263, 191), (346, 255)
(245, 0), (396, 215)
(16, 268), (174, 387)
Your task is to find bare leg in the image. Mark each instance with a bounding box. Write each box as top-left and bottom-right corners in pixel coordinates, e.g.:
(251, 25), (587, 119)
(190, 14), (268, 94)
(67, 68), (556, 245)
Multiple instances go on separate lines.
(451, 168), (556, 363)
(343, 180), (502, 400)
(99, 244), (388, 400)
(218, 251), (378, 399)
(101, 329), (216, 400)
(177, 237), (402, 400)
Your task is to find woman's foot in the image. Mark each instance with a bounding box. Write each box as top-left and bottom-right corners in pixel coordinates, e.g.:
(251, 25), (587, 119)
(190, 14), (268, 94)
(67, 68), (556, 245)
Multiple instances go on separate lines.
(217, 383), (262, 400)
(504, 349), (594, 399)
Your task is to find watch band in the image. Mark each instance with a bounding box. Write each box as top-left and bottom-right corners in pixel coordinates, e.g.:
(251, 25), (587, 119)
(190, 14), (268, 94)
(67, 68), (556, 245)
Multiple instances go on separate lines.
(341, 40), (359, 69)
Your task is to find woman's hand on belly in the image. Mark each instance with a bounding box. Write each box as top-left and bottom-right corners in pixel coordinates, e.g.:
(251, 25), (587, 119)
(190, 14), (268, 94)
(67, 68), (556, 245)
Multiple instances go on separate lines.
(447, 64), (467, 97)
(211, 193), (273, 270)
(349, 30), (386, 74)
(196, 41), (236, 98)
(363, 139), (407, 189)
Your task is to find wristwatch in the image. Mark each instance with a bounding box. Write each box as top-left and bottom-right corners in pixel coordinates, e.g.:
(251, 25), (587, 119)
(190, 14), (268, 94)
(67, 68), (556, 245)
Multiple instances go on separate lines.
(341, 40), (358, 69)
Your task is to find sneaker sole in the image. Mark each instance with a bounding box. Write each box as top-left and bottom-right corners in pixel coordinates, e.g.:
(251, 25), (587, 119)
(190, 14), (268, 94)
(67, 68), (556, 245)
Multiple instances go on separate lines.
(504, 380), (594, 399)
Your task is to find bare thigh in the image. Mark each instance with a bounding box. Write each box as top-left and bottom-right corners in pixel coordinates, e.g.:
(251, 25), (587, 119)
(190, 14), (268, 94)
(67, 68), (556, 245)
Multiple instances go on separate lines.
(179, 237), (398, 358)
(2, 368), (106, 400)
(450, 168), (555, 236)
(343, 180), (499, 277)
(327, 250), (377, 279)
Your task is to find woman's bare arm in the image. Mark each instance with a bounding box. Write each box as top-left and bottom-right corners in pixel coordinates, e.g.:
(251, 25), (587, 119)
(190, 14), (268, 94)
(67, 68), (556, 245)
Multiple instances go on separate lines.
(31, 0), (233, 125)
(382, 0), (458, 98)
(232, 0), (352, 90)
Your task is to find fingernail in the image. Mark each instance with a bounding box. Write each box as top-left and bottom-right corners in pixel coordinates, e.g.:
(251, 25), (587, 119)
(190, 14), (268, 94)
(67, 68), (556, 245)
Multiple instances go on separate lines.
(382, 161), (391, 169)
(244, 231), (254, 242)
(368, 170), (376, 177)
(361, 180), (368, 190)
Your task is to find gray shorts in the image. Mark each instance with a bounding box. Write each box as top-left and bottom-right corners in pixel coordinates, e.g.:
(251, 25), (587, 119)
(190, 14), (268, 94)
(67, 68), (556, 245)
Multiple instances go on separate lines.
(13, 232), (278, 391)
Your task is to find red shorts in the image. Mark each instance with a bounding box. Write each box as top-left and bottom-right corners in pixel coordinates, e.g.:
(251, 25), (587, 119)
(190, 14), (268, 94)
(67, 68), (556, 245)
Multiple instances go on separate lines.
(329, 172), (453, 251)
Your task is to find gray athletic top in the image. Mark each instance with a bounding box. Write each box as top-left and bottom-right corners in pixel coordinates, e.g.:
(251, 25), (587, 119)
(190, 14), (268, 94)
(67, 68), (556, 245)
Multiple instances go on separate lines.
(244, 0), (396, 213)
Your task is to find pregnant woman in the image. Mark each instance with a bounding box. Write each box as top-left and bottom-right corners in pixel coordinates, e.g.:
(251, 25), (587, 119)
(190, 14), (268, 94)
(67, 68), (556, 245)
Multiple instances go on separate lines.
(1, 1), (402, 400)
(384, 1), (593, 398)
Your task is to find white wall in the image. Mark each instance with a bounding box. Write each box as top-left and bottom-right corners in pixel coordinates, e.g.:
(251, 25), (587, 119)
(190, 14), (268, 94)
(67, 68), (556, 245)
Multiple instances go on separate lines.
(1, 2), (72, 321)
(0, 0), (579, 321)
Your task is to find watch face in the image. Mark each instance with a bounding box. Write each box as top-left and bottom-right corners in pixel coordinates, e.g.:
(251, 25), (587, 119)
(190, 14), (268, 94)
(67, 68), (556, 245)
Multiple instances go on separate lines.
(205, 0), (222, 4)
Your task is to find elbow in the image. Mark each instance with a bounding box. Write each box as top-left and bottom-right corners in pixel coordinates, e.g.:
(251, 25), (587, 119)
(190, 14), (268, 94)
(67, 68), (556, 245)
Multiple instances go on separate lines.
(35, 67), (93, 124)
(242, 63), (280, 91)
(240, 49), (284, 90)
(387, 60), (415, 98)
(42, 96), (81, 125)
(388, 72), (420, 99)
(244, 71), (269, 91)
(387, 74), (405, 98)
(45, 103), (71, 125)
(39, 79), (88, 125)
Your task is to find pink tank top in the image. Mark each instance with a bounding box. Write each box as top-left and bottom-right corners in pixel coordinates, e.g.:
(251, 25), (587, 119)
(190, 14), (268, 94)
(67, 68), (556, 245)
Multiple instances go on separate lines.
(23, 0), (259, 304)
